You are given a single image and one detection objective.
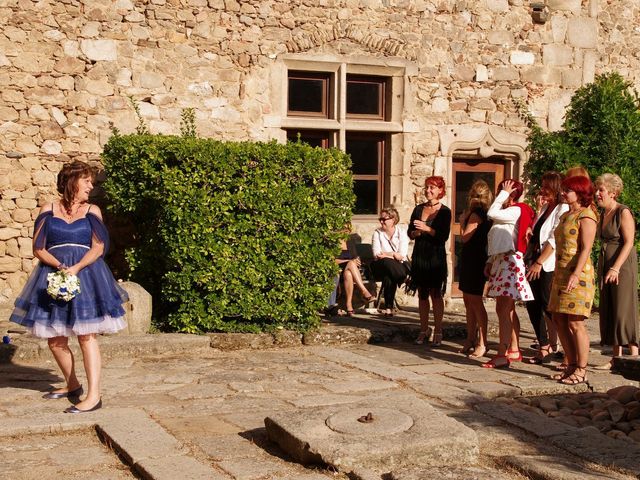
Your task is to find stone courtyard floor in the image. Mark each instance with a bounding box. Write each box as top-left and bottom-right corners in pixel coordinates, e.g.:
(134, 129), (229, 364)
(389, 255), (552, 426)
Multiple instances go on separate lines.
(1, 303), (640, 479)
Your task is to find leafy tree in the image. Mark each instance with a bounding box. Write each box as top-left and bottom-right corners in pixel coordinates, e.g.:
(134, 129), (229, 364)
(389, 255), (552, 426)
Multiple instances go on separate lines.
(521, 72), (640, 221)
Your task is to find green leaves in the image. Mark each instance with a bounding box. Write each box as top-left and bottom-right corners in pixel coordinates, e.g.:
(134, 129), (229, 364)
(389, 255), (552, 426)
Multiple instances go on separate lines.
(523, 72), (640, 223)
(102, 136), (354, 333)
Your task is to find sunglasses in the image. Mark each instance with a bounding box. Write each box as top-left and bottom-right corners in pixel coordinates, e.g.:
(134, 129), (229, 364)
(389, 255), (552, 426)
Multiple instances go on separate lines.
(379, 217), (392, 222)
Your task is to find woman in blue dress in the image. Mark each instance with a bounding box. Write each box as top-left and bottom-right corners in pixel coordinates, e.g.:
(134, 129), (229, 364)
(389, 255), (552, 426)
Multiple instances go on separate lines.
(10, 161), (128, 413)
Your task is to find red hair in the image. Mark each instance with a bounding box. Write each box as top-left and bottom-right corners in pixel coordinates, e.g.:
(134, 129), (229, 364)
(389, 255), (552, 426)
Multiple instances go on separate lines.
(497, 179), (524, 202)
(425, 176), (446, 199)
(562, 175), (594, 207)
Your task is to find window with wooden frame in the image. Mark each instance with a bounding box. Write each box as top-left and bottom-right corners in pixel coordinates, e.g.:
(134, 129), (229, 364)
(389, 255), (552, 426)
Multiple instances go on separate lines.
(347, 133), (387, 215)
(287, 71), (332, 118)
(284, 66), (398, 217)
(346, 75), (387, 120)
(286, 129), (332, 149)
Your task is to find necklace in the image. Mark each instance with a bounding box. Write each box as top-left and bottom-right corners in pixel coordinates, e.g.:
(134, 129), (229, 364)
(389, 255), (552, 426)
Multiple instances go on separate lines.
(61, 202), (83, 219)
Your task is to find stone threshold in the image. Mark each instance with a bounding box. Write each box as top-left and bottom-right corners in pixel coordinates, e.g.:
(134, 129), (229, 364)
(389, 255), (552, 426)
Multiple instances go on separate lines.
(0, 321), (459, 364)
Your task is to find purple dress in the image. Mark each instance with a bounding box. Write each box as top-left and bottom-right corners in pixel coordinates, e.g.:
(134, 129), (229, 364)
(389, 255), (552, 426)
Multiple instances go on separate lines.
(10, 211), (128, 338)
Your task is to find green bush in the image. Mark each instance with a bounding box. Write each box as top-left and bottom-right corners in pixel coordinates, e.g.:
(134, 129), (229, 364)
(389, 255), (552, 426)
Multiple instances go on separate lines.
(522, 72), (640, 218)
(102, 135), (354, 333)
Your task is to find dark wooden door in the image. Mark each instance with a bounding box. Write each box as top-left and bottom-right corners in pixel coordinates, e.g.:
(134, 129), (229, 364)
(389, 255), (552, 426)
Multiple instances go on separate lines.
(450, 157), (507, 296)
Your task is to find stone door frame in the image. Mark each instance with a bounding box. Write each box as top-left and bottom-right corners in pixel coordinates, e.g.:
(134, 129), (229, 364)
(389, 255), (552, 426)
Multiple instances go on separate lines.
(436, 125), (529, 299)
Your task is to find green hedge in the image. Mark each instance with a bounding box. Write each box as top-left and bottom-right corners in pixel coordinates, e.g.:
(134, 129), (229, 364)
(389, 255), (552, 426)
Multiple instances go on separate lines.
(102, 135), (354, 333)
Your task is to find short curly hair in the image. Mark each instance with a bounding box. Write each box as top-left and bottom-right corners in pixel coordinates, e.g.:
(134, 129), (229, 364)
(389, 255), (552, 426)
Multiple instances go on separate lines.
(595, 173), (623, 198)
(424, 175), (446, 199)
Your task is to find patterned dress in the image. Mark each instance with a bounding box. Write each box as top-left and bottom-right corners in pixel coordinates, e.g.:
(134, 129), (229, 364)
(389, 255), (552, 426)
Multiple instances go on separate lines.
(548, 207), (598, 317)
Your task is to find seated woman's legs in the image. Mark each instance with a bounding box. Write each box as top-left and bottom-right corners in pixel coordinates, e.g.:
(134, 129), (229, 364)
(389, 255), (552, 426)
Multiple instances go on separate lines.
(345, 259), (372, 300)
(342, 268), (355, 312)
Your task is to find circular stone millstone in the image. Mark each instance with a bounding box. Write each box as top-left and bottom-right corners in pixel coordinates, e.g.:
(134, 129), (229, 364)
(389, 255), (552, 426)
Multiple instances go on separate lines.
(325, 407), (414, 436)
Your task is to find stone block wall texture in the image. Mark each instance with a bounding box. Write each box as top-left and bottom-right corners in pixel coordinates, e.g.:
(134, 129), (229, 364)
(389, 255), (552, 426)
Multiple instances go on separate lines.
(1, 0), (639, 302)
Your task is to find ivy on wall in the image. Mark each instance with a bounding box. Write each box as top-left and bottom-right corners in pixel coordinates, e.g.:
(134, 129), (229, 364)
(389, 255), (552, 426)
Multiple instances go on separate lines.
(102, 134), (354, 333)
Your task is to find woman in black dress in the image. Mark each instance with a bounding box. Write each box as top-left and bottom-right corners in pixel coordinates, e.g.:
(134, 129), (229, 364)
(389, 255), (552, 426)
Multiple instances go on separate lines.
(408, 176), (451, 346)
(458, 180), (492, 357)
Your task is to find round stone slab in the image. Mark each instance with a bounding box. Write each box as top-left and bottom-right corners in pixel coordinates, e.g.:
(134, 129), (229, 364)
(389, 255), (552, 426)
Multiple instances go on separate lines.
(325, 407), (414, 436)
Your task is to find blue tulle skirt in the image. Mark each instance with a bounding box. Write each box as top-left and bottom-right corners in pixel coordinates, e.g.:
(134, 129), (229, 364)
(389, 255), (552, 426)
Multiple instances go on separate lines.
(10, 244), (128, 338)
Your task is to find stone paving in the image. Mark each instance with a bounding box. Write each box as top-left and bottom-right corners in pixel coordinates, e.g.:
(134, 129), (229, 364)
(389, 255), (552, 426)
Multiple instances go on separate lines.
(1, 304), (639, 479)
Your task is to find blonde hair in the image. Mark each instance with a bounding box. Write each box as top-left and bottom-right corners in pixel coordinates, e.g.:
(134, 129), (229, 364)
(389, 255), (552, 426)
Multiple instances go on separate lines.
(380, 207), (400, 225)
(467, 180), (493, 212)
(595, 173), (624, 198)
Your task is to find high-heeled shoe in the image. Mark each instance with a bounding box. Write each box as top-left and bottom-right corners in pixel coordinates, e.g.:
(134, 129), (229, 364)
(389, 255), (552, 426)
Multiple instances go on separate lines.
(507, 349), (523, 362)
(414, 331), (428, 345)
(431, 333), (443, 347)
(527, 345), (552, 365)
(482, 355), (510, 369)
(362, 293), (375, 306)
(458, 341), (475, 354)
(43, 385), (83, 400)
(64, 398), (102, 414)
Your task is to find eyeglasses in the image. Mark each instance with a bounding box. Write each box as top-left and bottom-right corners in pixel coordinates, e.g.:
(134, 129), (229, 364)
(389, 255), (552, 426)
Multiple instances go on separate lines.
(379, 217), (392, 222)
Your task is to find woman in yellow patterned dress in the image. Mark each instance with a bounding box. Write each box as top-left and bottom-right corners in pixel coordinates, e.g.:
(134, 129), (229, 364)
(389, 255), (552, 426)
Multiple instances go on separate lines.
(548, 175), (597, 385)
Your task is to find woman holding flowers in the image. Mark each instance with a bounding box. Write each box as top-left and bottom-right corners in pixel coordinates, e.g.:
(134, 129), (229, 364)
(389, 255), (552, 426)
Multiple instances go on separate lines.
(10, 161), (128, 413)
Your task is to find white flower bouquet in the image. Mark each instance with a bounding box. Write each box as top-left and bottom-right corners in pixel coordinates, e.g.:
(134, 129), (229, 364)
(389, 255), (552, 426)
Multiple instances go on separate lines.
(47, 270), (81, 302)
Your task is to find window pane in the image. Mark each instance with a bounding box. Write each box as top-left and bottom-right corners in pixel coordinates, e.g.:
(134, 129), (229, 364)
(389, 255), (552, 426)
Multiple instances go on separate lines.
(288, 72), (329, 116)
(346, 138), (379, 175)
(346, 76), (384, 117)
(353, 180), (378, 215)
(286, 130), (330, 148)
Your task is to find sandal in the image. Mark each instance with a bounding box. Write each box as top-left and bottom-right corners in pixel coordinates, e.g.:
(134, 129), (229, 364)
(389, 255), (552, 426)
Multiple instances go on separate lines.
(431, 332), (443, 347)
(469, 344), (487, 358)
(482, 355), (510, 369)
(363, 293), (375, 306)
(550, 364), (575, 381)
(338, 309), (355, 317)
(527, 344), (552, 365)
(507, 349), (523, 362)
(560, 366), (588, 385)
(414, 331), (428, 345)
(458, 341), (475, 354)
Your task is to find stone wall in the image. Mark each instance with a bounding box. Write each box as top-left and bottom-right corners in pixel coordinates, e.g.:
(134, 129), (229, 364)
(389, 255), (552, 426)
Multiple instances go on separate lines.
(1, 0), (639, 302)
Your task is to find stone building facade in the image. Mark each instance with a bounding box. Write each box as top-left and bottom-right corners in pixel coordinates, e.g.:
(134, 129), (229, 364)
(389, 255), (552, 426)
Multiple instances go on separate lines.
(1, 0), (639, 302)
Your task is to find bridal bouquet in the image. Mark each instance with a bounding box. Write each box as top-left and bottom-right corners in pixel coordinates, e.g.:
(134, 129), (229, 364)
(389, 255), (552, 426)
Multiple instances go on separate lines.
(47, 270), (81, 302)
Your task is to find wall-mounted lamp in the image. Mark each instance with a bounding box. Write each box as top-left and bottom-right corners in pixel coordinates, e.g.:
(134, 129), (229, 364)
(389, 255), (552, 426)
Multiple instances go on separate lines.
(531, 2), (548, 24)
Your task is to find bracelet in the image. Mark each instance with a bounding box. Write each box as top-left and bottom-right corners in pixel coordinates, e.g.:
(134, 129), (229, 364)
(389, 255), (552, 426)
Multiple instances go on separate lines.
(609, 268), (619, 273)
(535, 261), (543, 266)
